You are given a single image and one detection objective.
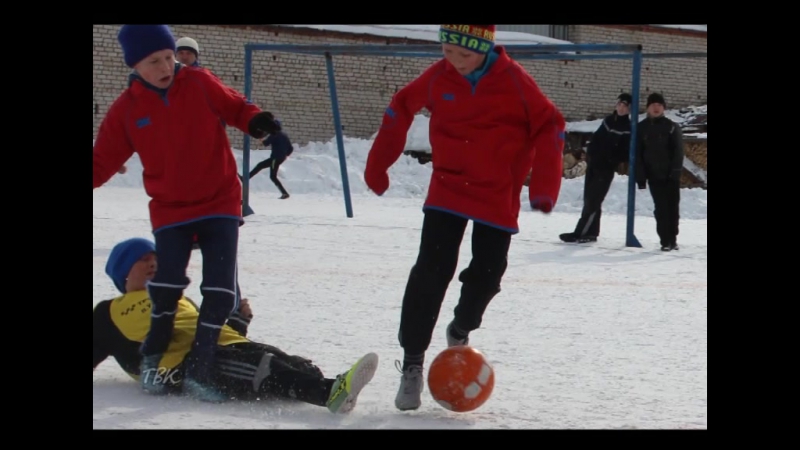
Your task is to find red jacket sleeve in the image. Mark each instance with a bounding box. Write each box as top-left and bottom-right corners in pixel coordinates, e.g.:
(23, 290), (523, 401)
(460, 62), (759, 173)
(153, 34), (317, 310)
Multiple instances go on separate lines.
(364, 63), (439, 194)
(191, 69), (262, 135)
(517, 68), (565, 210)
(93, 98), (135, 189)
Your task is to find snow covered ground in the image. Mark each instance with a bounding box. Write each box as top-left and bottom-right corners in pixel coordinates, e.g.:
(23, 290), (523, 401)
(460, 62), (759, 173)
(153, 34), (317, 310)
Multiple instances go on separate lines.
(93, 118), (707, 429)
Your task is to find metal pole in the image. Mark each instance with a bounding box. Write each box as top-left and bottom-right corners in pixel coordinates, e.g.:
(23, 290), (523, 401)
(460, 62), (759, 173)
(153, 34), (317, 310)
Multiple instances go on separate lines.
(324, 51), (354, 218)
(242, 45), (255, 217)
(245, 43), (642, 55)
(626, 46), (644, 248)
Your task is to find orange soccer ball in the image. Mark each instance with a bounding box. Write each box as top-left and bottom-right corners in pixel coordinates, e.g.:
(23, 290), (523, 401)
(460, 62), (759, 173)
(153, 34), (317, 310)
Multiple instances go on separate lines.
(427, 345), (495, 412)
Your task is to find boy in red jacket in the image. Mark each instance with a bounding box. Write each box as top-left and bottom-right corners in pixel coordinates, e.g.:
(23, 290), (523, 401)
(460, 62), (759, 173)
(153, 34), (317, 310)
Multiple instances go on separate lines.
(364, 24), (565, 411)
(93, 25), (280, 402)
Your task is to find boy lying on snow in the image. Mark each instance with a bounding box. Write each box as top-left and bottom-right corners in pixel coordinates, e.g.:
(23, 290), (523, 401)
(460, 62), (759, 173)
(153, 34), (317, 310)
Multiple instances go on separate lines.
(92, 237), (378, 413)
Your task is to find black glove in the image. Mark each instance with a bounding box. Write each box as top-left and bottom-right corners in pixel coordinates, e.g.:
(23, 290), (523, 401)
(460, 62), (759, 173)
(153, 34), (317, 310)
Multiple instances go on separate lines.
(248, 112), (280, 139)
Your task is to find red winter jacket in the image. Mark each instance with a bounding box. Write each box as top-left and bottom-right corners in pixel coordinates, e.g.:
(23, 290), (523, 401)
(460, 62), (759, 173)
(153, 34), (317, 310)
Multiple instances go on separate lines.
(365, 46), (564, 233)
(93, 64), (261, 232)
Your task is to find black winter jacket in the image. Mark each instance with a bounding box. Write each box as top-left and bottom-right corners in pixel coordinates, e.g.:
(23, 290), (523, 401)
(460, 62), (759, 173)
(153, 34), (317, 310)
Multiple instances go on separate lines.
(635, 115), (684, 184)
(588, 112), (632, 168)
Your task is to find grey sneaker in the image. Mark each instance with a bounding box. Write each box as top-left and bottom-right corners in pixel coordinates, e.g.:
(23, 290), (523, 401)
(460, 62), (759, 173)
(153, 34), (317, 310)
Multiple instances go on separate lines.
(446, 321), (469, 347)
(394, 360), (423, 411)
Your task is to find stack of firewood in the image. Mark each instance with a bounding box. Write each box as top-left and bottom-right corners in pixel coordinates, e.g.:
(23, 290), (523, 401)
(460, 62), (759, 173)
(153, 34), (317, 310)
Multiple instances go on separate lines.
(684, 141), (707, 172)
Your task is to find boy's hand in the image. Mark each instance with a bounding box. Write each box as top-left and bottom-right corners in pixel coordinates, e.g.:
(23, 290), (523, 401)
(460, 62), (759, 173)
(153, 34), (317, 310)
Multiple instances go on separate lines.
(530, 196), (554, 213)
(365, 170), (389, 196)
(239, 298), (253, 319)
(117, 165), (127, 174)
(248, 112), (280, 138)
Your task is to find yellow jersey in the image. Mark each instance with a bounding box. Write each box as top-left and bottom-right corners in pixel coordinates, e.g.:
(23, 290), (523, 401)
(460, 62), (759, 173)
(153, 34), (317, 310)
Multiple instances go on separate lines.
(92, 290), (249, 382)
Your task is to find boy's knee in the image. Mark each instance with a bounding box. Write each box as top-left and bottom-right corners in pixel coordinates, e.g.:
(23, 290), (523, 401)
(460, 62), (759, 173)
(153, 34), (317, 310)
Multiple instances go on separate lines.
(411, 259), (457, 284)
(201, 285), (238, 313)
(459, 261), (507, 289)
(146, 280), (186, 311)
(148, 272), (190, 292)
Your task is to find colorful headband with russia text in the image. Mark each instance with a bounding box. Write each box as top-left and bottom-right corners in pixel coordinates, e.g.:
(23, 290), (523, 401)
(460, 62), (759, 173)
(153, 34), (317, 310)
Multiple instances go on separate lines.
(439, 25), (495, 54)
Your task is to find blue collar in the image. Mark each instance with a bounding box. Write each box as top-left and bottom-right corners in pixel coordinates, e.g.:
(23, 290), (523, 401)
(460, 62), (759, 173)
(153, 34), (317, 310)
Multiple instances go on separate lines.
(464, 48), (499, 86)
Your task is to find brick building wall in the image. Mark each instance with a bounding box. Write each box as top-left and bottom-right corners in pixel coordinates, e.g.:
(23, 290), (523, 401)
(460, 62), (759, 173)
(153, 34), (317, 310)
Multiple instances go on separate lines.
(93, 24), (706, 149)
(564, 25), (707, 117)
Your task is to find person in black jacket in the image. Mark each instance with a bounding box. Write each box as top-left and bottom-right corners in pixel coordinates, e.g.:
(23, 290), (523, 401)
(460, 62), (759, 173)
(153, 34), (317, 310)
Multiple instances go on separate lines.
(636, 93), (684, 251)
(560, 93), (632, 243)
(248, 120), (294, 199)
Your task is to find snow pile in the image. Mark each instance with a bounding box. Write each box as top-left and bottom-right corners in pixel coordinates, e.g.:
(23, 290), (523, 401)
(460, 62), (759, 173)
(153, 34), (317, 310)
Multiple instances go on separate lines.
(566, 105), (707, 136)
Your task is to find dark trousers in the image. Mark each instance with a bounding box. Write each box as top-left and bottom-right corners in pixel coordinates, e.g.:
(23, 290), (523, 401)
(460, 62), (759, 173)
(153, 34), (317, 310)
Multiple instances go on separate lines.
(648, 178), (681, 246)
(208, 342), (333, 406)
(141, 217), (240, 383)
(399, 209), (511, 357)
(573, 161), (615, 238)
(249, 157), (288, 196)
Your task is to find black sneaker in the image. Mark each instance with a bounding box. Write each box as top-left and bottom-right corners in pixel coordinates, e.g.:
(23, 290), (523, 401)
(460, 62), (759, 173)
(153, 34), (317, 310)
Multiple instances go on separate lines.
(559, 232), (577, 243)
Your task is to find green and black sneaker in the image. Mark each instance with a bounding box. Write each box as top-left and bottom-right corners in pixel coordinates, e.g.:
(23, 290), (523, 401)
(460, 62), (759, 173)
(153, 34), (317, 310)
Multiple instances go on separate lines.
(326, 352), (379, 414)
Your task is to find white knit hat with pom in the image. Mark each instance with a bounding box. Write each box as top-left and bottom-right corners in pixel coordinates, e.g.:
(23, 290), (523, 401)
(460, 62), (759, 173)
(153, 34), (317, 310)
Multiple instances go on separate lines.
(176, 37), (199, 56)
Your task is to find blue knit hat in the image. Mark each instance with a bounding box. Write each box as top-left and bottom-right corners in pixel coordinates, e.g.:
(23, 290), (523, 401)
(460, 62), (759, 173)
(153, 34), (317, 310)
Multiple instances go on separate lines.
(105, 238), (156, 293)
(117, 25), (176, 68)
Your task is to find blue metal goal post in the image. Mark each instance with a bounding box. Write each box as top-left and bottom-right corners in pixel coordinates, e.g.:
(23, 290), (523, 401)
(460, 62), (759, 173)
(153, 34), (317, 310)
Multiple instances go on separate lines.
(240, 42), (706, 248)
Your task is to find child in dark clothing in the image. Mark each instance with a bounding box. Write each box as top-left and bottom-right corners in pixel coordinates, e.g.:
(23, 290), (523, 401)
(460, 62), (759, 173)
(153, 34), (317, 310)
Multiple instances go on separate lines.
(636, 93), (684, 251)
(249, 120), (294, 199)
